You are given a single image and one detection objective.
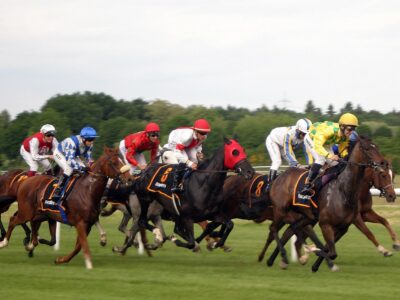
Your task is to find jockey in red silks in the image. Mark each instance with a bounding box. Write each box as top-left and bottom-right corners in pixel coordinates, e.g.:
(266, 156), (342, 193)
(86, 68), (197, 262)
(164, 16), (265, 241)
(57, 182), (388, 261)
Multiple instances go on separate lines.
(20, 124), (58, 177)
(119, 122), (161, 175)
(161, 119), (211, 192)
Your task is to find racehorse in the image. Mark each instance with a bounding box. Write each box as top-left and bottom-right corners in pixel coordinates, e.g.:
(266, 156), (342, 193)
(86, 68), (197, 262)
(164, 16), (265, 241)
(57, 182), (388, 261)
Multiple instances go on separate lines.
(0, 169), (32, 244)
(0, 147), (130, 269)
(117, 138), (254, 253)
(261, 136), (396, 271)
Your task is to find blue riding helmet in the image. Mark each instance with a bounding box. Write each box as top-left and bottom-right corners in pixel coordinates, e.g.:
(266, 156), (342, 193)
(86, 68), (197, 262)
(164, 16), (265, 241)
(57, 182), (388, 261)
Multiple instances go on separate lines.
(80, 126), (99, 139)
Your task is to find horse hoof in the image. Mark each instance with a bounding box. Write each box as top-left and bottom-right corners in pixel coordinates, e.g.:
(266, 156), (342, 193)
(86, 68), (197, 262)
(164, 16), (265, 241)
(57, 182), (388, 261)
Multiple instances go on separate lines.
(25, 242), (34, 251)
(28, 250), (34, 258)
(23, 238), (30, 247)
(54, 257), (63, 265)
(100, 240), (107, 247)
(206, 241), (216, 251)
(192, 242), (201, 253)
(223, 246), (233, 253)
(266, 260), (274, 267)
(112, 246), (127, 256)
(331, 264), (340, 272)
(279, 260), (289, 270)
(0, 238), (9, 249)
(298, 255), (309, 265)
(392, 244), (400, 251)
(383, 251), (393, 257)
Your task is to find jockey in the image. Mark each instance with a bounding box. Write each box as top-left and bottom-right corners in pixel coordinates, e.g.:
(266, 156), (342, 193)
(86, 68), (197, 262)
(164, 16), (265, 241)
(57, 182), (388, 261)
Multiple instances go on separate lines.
(265, 118), (312, 181)
(299, 113), (359, 196)
(20, 124), (58, 177)
(52, 126), (99, 198)
(162, 118), (211, 192)
(119, 122), (160, 175)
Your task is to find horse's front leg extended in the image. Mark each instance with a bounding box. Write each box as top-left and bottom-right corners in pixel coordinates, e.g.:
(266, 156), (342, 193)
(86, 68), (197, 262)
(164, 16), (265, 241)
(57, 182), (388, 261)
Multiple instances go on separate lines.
(214, 220), (234, 248)
(172, 218), (198, 251)
(268, 220), (289, 268)
(95, 221), (107, 247)
(38, 219), (57, 246)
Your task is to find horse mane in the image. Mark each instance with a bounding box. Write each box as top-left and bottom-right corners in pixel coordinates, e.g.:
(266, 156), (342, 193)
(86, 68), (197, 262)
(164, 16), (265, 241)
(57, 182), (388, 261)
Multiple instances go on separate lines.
(197, 146), (224, 171)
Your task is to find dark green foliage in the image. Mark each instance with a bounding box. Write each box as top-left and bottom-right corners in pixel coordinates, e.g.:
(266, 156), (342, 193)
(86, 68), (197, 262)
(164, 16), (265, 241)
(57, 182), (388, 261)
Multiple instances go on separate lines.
(1, 92), (400, 174)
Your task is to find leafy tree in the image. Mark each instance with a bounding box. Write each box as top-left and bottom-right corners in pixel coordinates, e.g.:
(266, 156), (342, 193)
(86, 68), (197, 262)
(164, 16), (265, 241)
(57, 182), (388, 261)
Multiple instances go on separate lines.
(374, 126), (393, 138)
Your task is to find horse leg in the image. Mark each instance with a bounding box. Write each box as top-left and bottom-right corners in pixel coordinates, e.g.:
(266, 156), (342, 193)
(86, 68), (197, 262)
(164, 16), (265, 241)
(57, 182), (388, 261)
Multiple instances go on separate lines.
(0, 211), (29, 248)
(38, 219), (57, 246)
(95, 221), (107, 247)
(361, 209), (400, 251)
(214, 220), (234, 249)
(268, 220), (289, 268)
(21, 222), (31, 246)
(100, 202), (117, 217)
(258, 220), (285, 263)
(195, 221), (221, 244)
(25, 220), (42, 257)
(146, 214), (166, 250)
(55, 221), (92, 269)
(172, 217), (198, 251)
(0, 216), (6, 240)
(353, 213), (392, 257)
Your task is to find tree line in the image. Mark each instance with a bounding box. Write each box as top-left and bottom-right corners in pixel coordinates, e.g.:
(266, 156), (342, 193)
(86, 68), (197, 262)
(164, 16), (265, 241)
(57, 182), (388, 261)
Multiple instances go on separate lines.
(1, 91), (399, 173)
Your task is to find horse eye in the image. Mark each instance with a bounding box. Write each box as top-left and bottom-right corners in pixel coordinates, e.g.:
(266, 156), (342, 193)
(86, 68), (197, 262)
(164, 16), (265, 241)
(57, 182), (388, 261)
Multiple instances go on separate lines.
(232, 149), (240, 156)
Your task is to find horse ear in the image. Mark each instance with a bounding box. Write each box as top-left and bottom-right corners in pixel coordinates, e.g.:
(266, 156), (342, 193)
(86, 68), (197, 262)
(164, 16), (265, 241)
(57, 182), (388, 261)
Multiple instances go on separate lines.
(223, 136), (231, 145)
(232, 133), (239, 141)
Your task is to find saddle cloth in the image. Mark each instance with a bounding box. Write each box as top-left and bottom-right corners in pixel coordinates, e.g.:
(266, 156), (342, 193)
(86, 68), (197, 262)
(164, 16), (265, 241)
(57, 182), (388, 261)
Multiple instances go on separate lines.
(293, 171), (318, 208)
(40, 176), (78, 212)
(146, 164), (181, 200)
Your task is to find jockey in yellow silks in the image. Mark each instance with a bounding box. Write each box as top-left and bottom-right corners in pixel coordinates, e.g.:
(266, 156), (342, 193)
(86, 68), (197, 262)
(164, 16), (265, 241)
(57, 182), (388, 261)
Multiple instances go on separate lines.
(299, 113), (359, 196)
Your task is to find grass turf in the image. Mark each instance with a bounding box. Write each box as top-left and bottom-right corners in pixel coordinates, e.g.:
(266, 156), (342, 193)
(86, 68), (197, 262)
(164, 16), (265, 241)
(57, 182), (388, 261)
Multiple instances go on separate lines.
(0, 200), (400, 300)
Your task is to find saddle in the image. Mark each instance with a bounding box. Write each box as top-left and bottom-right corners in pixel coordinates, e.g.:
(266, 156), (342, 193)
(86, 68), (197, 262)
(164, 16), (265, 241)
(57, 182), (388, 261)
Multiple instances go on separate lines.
(40, 175), (79, 213)
(146, 164), (180, 199)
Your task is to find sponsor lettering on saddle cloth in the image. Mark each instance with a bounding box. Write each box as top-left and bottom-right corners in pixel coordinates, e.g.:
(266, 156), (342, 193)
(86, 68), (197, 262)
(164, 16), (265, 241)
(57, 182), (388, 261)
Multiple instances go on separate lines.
(294, 172), (318, 208)
(146, 164), (183, 214)
(40, 175), (79, 212)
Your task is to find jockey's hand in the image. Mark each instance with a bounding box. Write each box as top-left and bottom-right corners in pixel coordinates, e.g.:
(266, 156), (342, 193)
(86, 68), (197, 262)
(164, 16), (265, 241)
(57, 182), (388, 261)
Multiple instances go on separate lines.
(296, 164), (308, 169)
(191, 163), (198, 170)
(48, 155), (54, 160)
(81, 166), (91, 173)
(138, 164), (147, 170)
(196, 152), (204, 161)
(330, 154), (340, 161)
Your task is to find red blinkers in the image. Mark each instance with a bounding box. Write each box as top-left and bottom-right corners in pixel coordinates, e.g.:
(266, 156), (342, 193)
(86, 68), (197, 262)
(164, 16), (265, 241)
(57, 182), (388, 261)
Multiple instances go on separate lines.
(224, 139), (247, 170)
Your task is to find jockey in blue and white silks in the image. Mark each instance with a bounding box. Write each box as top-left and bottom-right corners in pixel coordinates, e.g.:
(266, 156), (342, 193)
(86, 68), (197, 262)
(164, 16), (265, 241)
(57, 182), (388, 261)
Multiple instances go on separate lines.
(53, 126), (99, 198)
(265, 118), (312, 181)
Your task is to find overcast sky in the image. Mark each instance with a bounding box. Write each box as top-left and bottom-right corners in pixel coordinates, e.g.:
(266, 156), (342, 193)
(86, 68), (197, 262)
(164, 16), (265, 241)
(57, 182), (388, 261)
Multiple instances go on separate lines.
(1, 0), (399, 119)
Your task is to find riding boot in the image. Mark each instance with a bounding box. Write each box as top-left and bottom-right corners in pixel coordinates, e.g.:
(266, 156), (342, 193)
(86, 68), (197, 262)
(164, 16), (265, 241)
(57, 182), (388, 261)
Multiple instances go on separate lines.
(300, 163), (322, 196)
(269, 169), (278, 181)
(171, 163), (186, 193)
(53, 174), (69, 199)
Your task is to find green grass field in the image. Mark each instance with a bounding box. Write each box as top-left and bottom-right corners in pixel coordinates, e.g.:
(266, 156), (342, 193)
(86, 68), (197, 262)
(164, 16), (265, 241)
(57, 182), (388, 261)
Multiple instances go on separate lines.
(1, 200), (400, 300)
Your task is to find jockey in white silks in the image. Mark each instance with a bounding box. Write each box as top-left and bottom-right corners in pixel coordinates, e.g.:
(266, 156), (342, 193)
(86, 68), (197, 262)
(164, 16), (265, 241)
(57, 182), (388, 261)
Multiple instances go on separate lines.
(265, 118), (313, 181)
(20, 124), (58, 177)
(161, 119), (211, 192)
(52, 126), (99, 198)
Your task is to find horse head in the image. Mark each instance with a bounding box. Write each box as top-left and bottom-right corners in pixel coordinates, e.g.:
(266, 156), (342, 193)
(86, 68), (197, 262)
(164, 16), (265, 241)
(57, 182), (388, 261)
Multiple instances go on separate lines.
(223, 137), (254, 180)
(91, 147), (131, 182)
(355, 137), (396, 203)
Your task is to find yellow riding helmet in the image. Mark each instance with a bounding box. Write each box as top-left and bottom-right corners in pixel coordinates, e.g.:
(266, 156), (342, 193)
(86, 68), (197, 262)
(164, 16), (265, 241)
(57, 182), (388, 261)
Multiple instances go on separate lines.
(339, 113), (359, 127)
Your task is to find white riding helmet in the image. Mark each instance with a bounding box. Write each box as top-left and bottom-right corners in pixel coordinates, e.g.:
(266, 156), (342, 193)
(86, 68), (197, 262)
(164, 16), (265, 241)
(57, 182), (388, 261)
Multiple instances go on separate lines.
(40, 124), (56, 135)
(296, 118), (312, 134)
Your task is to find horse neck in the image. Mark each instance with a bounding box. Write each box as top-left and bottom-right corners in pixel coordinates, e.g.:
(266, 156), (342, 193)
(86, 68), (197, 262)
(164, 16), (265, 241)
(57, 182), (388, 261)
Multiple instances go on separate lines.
(336, 147), (367, 207)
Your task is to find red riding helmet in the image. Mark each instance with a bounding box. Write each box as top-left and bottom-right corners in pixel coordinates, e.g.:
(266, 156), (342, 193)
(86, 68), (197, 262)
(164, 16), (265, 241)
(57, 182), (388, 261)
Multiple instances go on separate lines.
(193, 119), (211, 132)
(145, 122), (160, 133)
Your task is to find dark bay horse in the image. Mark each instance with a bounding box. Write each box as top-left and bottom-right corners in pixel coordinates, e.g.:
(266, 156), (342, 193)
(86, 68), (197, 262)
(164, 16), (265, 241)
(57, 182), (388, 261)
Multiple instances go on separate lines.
(0, 147), (130, 269)
(118, 138), (254, 253)
(261, 136), (396, 271)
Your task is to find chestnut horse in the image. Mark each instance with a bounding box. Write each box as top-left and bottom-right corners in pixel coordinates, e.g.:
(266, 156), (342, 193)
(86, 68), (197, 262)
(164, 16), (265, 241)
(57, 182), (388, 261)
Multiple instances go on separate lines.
(0, 147), (129, 269)
(261, 136), (396, 271)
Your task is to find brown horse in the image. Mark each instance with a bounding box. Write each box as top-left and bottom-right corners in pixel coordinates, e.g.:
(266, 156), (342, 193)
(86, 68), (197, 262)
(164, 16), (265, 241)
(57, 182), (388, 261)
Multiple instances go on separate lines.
(260, 136), (396, 271)
(0, 147), (130, 269)
(0, 169), (32, 243)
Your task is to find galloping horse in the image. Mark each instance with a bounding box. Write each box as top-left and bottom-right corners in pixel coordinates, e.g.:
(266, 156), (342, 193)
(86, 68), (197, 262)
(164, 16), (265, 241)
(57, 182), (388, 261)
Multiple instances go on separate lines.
(261, 136), (396, 271)
(117, 138), (254, 253)
(0, 147), (129, 269)
(0, 169), (32, 243)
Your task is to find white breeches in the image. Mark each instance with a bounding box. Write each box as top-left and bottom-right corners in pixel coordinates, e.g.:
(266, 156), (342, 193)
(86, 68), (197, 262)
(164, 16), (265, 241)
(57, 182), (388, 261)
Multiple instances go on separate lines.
(20, 146), (51, 172)
(265, 136), (282, 171)
(304, 134), (327, 165)
(161, 148), (198, 165)
(119, 140), (146, 174)
(53, 148), (73, 176)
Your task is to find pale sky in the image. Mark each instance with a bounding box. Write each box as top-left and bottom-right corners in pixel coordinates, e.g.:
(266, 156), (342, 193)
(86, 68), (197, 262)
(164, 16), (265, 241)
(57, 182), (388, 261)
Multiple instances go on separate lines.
(1, 0), (399, 119)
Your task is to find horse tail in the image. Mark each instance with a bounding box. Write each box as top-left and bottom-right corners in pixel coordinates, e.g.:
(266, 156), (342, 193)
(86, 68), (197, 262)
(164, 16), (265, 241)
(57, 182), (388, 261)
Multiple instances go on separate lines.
(0, 195), (17, 209)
